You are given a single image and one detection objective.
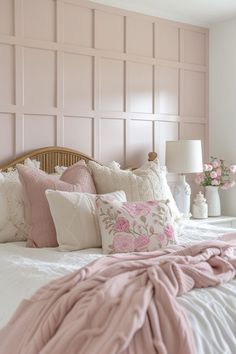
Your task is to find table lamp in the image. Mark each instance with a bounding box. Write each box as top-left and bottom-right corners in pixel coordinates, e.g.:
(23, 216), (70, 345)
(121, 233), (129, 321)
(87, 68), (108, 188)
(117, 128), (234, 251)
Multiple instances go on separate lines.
(165, 140), (203, 218)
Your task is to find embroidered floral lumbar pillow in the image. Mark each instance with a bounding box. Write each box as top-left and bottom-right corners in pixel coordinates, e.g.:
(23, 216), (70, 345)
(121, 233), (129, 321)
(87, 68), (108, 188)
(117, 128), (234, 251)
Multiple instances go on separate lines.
(96, 198), (178, 254)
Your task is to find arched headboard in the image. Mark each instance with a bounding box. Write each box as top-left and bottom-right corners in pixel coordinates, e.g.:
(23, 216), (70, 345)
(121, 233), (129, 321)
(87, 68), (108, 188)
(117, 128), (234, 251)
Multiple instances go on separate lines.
(0, 147), (99, 173)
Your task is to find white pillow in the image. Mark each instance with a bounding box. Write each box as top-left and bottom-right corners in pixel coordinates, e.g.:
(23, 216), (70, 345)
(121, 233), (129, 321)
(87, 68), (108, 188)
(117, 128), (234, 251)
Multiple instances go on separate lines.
(45, 190), (127, 251)
(88, 159), (182, 224)
(0, 158), (40, 242)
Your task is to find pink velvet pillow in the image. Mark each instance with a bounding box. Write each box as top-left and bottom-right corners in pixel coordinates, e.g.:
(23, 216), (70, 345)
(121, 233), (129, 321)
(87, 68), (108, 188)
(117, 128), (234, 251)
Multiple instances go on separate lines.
(17, 161), (96, 248)
(96, 198), (178, 254)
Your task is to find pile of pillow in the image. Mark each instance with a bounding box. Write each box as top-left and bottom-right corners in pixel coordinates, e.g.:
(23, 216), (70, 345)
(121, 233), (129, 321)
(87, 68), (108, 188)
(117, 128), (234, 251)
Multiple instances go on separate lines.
(0, 156), (184, 253)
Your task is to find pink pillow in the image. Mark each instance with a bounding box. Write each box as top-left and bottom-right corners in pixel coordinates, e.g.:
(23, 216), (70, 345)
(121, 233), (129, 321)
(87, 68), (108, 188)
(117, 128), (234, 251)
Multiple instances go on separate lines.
(17, 161), (96, 248)
(60, 160), (96, 194)
(96, 199), (178, 254)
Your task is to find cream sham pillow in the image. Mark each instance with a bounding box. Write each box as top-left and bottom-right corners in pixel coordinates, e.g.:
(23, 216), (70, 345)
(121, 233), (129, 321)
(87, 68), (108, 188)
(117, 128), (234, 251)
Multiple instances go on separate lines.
(88, 159), (182, 225)
(45, 190), (127, 251)
(0, 158), (40, 243)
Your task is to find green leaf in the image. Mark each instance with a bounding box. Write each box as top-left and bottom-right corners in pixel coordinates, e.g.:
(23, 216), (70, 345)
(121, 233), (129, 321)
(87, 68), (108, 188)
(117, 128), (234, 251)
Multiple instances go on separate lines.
(140, 216), (146, 223)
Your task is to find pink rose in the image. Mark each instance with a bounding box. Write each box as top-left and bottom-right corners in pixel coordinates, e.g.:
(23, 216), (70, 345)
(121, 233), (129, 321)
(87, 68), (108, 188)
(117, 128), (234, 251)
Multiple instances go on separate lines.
(113, 235), (134, 252)
(211, 179), (220, 186)
(230, 165), (236, 174)
(123, 202), (151, 217)
(134, 235), (149, 251)
(164, 224), (174, 239)
(212, 159), (220, 168)
(114, 217), (130, 232)
(210, 171), (218, 179)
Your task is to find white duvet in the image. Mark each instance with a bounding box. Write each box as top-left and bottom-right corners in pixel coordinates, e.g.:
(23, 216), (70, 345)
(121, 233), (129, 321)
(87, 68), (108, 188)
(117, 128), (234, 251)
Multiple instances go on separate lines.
(0, 221), (236, 354)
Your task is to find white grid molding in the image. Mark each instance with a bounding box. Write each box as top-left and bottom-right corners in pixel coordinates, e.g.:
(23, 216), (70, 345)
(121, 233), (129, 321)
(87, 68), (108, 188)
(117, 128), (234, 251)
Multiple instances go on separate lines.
(0, 0), (209, 169)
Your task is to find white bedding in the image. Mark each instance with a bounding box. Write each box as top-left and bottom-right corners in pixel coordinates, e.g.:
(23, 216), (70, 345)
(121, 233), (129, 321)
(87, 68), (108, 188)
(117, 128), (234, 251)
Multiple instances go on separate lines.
(0, 221), (236, 353)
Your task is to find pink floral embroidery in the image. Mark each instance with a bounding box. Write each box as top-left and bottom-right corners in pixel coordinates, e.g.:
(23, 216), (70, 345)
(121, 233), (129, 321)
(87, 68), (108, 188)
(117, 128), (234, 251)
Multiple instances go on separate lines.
(156, 233), (165, 243)
(164, 224), (174, 239)
(112, 235), (134, 252)
(96, 198), (177, 254)
(134, 235), (149, 251)
(114, 217), (130, 232)
(122, 202), (151, 217)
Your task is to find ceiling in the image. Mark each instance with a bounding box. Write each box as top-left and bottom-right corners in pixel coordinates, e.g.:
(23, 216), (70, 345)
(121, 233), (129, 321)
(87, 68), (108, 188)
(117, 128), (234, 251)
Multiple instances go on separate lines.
(92, 0), (236, 27)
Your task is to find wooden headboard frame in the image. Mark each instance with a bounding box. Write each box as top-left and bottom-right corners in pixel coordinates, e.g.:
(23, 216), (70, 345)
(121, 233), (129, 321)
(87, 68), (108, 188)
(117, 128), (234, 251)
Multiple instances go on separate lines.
(0, 147), (99, 173)
(0, 147), (157, 173)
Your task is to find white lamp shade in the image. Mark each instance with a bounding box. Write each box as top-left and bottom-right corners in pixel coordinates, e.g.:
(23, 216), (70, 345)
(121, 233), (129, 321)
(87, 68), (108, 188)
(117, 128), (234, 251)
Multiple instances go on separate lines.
(165, 140), (203, 174)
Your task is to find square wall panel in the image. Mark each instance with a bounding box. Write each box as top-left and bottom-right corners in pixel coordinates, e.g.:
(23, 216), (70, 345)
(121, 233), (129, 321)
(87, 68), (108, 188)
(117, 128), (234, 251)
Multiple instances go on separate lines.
(180, 122), (205, 155)
(24, 115), (56, 151)
(158, 67), (178, 115)
(127, 62), (153, 113)
(180, 70), (205, 119)
(64, 116), (93, 156)
(64, 53), (93, 111)
(181, 30), (206, 66)
(127, 18), (153, 57)
(0, 114), (15, 163)
(100, 118), (125, 165)
(0, 44), (15, 104)
(23, 0), (56, 41)
(24, 48), (56, 107)
(100, 58), (124, 112)
(157, 24), (179, 61)
(95, 10), (124, 52)
(155, 121), (179, 165)
(63, 3), (93, 47)
(0, 0), (14, 35)
(128, 120), (153, 167)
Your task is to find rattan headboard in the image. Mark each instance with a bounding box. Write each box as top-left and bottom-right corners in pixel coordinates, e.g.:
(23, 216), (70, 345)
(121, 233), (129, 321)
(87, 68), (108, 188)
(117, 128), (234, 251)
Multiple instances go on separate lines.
(0, 147), (99, 173)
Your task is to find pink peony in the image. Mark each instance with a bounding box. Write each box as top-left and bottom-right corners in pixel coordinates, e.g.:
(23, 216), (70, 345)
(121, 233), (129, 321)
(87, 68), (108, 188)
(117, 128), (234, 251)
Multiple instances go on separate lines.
(211, 179), (220, 186)
(134, 235), (149, 251)
(122, 202), (151, 217)
(230, 165), (236, 174)
(114, 217), (130, 232)
(210, 171), (218, 179)
(164, 224), (174, 239)
(113, 235), (134, 252)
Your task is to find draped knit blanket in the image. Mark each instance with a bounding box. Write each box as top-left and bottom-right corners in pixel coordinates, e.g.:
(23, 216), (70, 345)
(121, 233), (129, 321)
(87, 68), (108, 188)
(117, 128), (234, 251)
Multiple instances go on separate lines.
(1, 235), (236, 354)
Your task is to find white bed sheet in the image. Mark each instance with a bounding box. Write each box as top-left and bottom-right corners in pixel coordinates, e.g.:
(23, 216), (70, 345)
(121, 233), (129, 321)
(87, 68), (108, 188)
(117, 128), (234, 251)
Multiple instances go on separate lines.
(0, 221), (236, 353)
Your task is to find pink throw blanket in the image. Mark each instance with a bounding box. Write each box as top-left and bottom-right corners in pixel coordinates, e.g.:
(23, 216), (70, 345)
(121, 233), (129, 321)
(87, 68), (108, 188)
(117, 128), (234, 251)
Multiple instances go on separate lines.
(1, 237), (236, 354)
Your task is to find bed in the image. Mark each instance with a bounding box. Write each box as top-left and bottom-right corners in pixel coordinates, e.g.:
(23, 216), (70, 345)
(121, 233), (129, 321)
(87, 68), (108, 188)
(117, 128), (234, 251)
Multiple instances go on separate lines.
(0, 147), (236, 354)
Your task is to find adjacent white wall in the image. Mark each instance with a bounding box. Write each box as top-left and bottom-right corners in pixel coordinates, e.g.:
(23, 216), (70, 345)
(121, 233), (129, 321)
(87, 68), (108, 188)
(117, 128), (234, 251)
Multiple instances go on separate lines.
(210, 17), (236, 215)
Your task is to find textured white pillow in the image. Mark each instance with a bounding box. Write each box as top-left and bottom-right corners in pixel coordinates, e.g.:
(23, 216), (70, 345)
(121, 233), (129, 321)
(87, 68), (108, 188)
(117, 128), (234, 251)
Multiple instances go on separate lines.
(45, 190), (127, 251)
(88, 159), (182, 224)
(0, 159), (40, 242)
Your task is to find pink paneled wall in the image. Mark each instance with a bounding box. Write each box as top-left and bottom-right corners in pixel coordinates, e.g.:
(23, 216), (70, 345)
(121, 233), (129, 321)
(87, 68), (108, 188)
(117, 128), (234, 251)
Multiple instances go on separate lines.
(0, 0), (208, 169)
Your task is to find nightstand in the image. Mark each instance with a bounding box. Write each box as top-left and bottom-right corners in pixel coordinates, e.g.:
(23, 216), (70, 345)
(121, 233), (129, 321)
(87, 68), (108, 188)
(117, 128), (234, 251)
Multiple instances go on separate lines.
(191, 216), (236, 228)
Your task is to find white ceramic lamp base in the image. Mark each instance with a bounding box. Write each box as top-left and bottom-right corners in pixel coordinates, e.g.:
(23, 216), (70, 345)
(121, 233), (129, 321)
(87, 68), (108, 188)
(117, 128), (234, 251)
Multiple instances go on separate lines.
(173, 175), (191, 218)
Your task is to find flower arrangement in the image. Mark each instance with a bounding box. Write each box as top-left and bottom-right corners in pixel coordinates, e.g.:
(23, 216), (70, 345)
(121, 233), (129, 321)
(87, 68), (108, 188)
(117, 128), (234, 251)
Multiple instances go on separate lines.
(195, 157), (236, 190)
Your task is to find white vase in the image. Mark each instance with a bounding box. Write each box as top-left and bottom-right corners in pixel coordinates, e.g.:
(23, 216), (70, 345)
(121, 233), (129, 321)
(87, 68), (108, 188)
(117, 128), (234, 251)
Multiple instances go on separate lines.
(205, 186), (221, 217)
